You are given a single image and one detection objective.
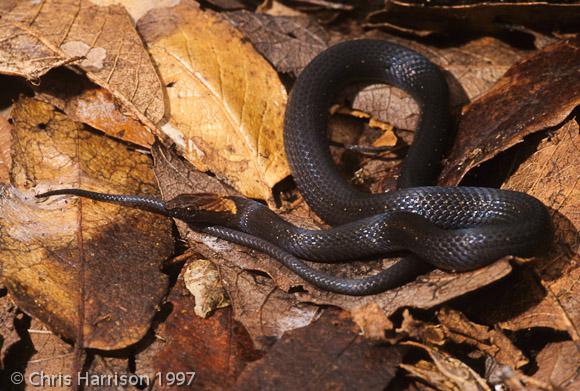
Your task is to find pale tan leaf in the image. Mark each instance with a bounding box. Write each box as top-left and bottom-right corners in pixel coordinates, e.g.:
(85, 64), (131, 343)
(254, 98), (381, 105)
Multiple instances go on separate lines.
(0, 0), (165, 128)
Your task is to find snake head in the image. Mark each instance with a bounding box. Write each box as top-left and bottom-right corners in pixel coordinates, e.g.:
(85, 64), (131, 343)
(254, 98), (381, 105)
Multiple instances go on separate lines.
(164, 193), (238, 225)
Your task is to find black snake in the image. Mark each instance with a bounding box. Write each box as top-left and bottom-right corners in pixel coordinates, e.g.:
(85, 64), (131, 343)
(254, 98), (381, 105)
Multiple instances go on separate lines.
(37, 40), (553, 295)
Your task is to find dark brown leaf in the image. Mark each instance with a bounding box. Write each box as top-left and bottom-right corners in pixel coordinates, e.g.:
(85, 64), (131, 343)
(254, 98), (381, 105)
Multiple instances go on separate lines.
(225, 10), (329, 76)
(142, 259), (260, 390)
(441, 36), (580, 185)
(234, 308), (403, 390)
(365, 1), (579, 36)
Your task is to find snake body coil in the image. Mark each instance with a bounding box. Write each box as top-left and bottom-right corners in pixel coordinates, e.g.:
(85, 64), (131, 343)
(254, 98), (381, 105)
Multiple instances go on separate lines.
(37, 40), (553, 295)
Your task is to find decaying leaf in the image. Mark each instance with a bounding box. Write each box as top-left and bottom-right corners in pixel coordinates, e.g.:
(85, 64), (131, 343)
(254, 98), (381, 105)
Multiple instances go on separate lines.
(0, 98), (174, 350)
(305, 260), (513, 339)
(441, 36), (580, 185)
(138, 1), (289, 201)
(437, 307), (528, 369)
(397, 309), (446, 346)
(0, 0), (165, 128)
(137, 266), (260, 390)
(225, 10), (330, 77)
(84, 355), (142, 390)
(234, 308), (403, 390)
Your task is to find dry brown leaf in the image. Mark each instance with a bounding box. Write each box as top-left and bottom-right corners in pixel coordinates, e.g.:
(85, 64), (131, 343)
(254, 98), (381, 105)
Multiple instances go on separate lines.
(397, 309), (446, 346)
(402, 341), (491, 391)
(83, 355), (142, 391)
(22, 319), (75, 390)
(92, 0), (183, 22)
(499, 119), (579, 340)
(0, 293), (19, 367)
(0, 97), (174, 350)
(34, 70), (154, 147)
(533, 341), (580, 389)
(365, 1), (579, 36)
(0, 0), (165, 130)
(437, 307), (528, 369)
(225, 10), (329, 77)
(0, 115), (11, 183)
(234, 308), (403, 390)
(441, 36), (579, 185)
(346, 34), (525, 133)
(137, 265), (260, 390)
(138, 1), (289, 201)
(304, 260), (513, 339)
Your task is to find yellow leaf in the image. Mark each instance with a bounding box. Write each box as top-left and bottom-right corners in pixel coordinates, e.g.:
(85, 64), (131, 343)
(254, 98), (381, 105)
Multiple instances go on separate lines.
(138, 2), (289, 200)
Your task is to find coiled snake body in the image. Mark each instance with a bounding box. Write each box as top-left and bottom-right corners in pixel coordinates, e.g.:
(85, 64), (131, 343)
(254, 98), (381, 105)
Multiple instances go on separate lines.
(38, 40), (553, 295)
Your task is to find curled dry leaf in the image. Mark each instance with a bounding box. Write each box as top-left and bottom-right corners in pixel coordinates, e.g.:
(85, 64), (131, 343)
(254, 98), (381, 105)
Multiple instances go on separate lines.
(401, 341), (490, 391)
(225, 10), (330, 77)
(441, 36), (580, 185)
(34, 70), (154, 148)
(0, 98), (174, 350)
(182, 258), (230, 318)
(0, 0), (165, 128)
(138, 266), (260, 390)
(138, 1), (289, 201)
(397, 309), (446, 346)
(234, 308), (403, 390)
(437, 307), (528, 369)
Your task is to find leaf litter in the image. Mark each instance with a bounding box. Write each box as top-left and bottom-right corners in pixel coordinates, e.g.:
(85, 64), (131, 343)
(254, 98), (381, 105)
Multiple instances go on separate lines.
(0, 0), (577, 389)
